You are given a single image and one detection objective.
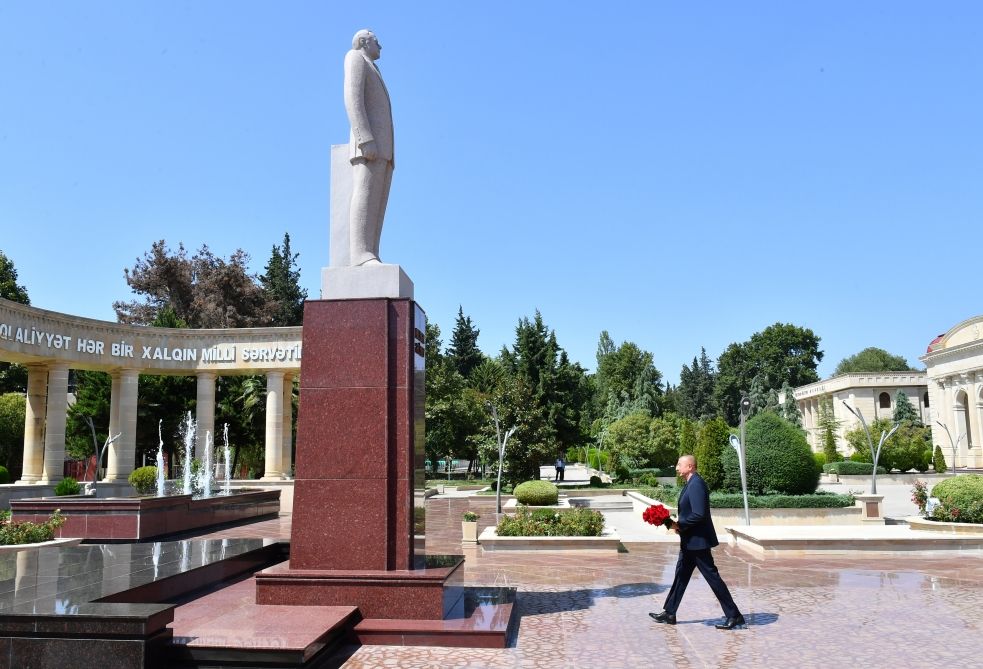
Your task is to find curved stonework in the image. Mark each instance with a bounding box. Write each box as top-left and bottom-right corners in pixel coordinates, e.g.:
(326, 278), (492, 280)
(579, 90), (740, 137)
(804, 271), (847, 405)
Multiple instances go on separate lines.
(0, 298), (301, 375)
(0, 297), (303, 484)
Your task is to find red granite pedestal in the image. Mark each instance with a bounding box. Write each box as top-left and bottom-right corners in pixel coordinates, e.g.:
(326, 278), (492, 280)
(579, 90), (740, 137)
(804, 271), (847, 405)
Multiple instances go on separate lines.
(256, 298), (449, 613)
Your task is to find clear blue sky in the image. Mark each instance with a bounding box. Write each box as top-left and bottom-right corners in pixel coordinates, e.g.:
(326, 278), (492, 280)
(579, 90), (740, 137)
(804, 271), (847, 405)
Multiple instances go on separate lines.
(2, 2), (981, 384)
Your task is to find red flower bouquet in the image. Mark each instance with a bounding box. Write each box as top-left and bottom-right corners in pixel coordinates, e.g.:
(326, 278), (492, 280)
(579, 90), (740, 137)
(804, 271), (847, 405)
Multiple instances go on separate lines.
(642, 504), (674, 529)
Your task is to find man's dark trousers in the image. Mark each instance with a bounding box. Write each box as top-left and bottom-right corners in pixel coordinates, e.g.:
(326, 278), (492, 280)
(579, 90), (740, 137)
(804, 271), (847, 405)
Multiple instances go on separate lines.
(663, 548), (740, 618)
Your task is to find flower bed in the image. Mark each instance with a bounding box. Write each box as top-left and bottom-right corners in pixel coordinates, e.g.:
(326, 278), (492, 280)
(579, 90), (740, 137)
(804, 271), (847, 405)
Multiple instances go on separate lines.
(0, 509), (65, 546)
(496, 507), (604, 537)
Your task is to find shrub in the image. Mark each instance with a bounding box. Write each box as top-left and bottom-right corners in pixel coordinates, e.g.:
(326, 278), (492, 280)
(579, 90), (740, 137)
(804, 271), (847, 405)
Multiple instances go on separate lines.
(54, 477), (81, 496)
(0, 510), (65, 545)
(628, 467), (675, 483)
(694, 418), (728, 491)
(822, 461), (888, 475)
(722, 412), (819, 495)
(845, 420), (932, 472)
(933, 446), (948, 474)
(514, 480), (559, 506)
(707, 491), (855, 509)
(930, 475), (983, 523)
(496, 507), (604, 537)
(128, 466), (159, 495)
(0, 466), (9, 484)
(462, 511), (479, 522)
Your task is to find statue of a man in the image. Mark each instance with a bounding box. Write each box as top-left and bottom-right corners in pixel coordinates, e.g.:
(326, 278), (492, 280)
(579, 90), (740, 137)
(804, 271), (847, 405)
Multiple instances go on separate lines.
(344, 29), (393, 266)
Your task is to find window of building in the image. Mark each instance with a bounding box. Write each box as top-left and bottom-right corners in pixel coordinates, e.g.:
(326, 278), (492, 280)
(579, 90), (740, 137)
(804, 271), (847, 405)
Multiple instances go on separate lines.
(923, 392), (930, 408)
(879, 392), (891, 409)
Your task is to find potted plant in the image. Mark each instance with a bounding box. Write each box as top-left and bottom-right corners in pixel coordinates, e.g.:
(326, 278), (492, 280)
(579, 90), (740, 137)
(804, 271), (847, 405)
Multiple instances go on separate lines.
(462, 510), (480, 543)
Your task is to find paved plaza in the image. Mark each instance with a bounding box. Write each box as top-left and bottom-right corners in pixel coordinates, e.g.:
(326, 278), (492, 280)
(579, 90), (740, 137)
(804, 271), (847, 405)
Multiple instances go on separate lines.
(197, 495), (983, 669)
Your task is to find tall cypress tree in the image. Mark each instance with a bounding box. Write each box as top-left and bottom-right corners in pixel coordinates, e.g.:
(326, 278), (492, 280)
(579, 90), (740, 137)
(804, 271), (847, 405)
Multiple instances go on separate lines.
(260, 233), (307, 326)
(677, 347), (717, 420)
(447, 306), (483, 380)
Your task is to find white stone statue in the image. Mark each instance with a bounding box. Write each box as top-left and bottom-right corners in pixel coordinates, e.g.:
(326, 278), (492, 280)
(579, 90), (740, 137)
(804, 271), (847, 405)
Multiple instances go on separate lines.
(344, 29), (393, 266)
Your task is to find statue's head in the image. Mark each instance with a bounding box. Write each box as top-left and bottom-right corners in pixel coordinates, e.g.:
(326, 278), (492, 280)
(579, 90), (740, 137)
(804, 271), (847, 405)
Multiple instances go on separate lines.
(352, 29), (381, 59)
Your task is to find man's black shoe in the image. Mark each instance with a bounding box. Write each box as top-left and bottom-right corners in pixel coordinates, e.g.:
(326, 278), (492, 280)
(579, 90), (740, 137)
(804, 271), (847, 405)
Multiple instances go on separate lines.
(648, 611), (676, 625)
(715, 614), (746, 630)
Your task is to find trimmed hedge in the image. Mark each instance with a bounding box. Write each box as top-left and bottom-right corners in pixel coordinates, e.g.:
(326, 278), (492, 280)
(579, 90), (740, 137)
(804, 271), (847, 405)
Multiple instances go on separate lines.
(722, 412), (819, 495)
(637, 486), (854, 509)
(823, 461), (888, 475)
(514, 480), (559, 506)
(54, 477), (81, 496)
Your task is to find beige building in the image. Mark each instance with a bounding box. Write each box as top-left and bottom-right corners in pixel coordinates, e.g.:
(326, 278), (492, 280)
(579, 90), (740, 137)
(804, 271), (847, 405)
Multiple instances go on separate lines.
(922, 314), (983, 468)
(794, 372), (929, 455)
(0, 297), (301, 483)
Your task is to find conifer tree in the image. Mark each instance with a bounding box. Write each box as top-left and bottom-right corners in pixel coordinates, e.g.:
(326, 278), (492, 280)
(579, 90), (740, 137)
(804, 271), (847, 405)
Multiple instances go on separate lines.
(677, 347), (717, 420)
(447, 306), (483, 380)
(892, 390), (920, 425)
(261, 233), (307, 326)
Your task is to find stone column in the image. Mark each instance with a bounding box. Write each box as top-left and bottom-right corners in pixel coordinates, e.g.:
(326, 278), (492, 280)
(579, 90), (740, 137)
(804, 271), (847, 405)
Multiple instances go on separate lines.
(195, 372), (216, 453)
(262, 371), (284, 480)
(105, 369), (139, 482)
(39, 363), (69, 483)
(17, 364), (48, 484)
(280, 373), (294, 478)
(105, 371), (121, 478)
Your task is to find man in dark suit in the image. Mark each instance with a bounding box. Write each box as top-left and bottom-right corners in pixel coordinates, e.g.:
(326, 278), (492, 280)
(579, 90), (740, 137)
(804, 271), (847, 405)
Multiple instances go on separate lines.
(649, 454), (746, 629)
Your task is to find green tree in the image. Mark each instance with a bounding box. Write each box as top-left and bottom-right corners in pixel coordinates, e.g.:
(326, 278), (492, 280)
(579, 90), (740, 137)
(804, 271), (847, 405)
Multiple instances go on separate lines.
(0, 392), (26, 477)
(501, 312), (590, 457)
(0, 251), (30, 394)
(893, 390), (921, 425)
(260, 232), (307, 326)
(778, 382), (802, 427)
(0, 251), (29, 304)
(594, 331), (663, 417)
(817, 396), (841, 463)
(678, 418), (698, 456)
(715, 323), (823, 425)
(834, 347), (914, 375)
(66, 371), (112, 462)
(694, 417), (729, 491)
(605, 411), (653, 476)
(676, 347), (717, 421)
(933, 445), (948, 473)
(447, 306), (484, 381)
(648, 414), (681, 468)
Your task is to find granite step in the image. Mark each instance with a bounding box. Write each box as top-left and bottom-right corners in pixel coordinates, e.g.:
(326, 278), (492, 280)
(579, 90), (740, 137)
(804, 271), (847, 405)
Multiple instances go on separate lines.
(165, 576), (358, 667)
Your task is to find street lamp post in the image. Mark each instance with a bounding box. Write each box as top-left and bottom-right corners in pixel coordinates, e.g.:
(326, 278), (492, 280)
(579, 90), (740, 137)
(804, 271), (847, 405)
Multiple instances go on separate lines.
(487, 402), (517, 515)
(936, 420), (966, 476)
(842, 402), (899, 495)
(734, 396), (753, 525)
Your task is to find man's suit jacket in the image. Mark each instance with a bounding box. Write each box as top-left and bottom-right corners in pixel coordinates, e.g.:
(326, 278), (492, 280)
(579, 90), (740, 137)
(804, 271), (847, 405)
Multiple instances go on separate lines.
(675, 473), (719, 551)
(344, 50), (394, 164)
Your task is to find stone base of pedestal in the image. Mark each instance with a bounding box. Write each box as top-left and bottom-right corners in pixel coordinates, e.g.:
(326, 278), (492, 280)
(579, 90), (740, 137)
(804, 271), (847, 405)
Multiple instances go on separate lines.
(855, 494), (885, 523)
(255, 556), (464, 620)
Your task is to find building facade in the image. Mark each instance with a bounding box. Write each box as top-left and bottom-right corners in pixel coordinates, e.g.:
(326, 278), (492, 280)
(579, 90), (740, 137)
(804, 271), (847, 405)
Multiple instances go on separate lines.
(922, 314), (983, 468)
(794, 372), (929, 455)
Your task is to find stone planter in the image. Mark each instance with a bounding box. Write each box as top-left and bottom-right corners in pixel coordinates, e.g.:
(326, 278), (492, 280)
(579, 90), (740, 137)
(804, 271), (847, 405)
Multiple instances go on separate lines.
(462, 521), (478, 543)
(0, 537), (82, 553)
(907, 516), (983, 534)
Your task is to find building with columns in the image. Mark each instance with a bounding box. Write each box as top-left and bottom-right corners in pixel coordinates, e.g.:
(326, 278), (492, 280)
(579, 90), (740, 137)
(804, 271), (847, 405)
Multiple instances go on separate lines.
(922, 314), (983, 468)
(0, 297), (301, 484)
(794, 372), (929, 455)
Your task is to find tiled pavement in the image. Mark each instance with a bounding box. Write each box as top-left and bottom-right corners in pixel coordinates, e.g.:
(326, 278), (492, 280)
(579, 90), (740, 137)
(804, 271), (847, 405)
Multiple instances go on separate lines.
(198, 497), (983, 668)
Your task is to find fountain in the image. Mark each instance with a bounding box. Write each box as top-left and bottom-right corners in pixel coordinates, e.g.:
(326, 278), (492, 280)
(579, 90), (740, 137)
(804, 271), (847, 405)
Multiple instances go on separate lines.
(199, 431), (213, 499)
(10, 411), (279, 541)
(156, 420), (166, 497)
(181, 411), (196, 496)
(223, 423), (232, 495)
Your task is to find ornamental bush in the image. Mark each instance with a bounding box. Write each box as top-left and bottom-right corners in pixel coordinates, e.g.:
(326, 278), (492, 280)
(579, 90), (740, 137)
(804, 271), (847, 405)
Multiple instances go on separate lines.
(694, 418), (729, 491)
(721, 412), (819, 495)
(54, 477), (81, 496)
(0, 466), (9, 484)
(930, 475), (983, 523)
(128, 466), (159, 495)
(822, 461), (888, 475)
(933, 446), (948, 474)
(0, 510), (65, 545)
(514, 480), (559, 506)
(496, 507), (604, 537)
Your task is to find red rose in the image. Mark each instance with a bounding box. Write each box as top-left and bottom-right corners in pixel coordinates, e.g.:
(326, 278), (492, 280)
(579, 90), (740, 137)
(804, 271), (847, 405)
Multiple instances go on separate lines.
(643, 504), (674, 529)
